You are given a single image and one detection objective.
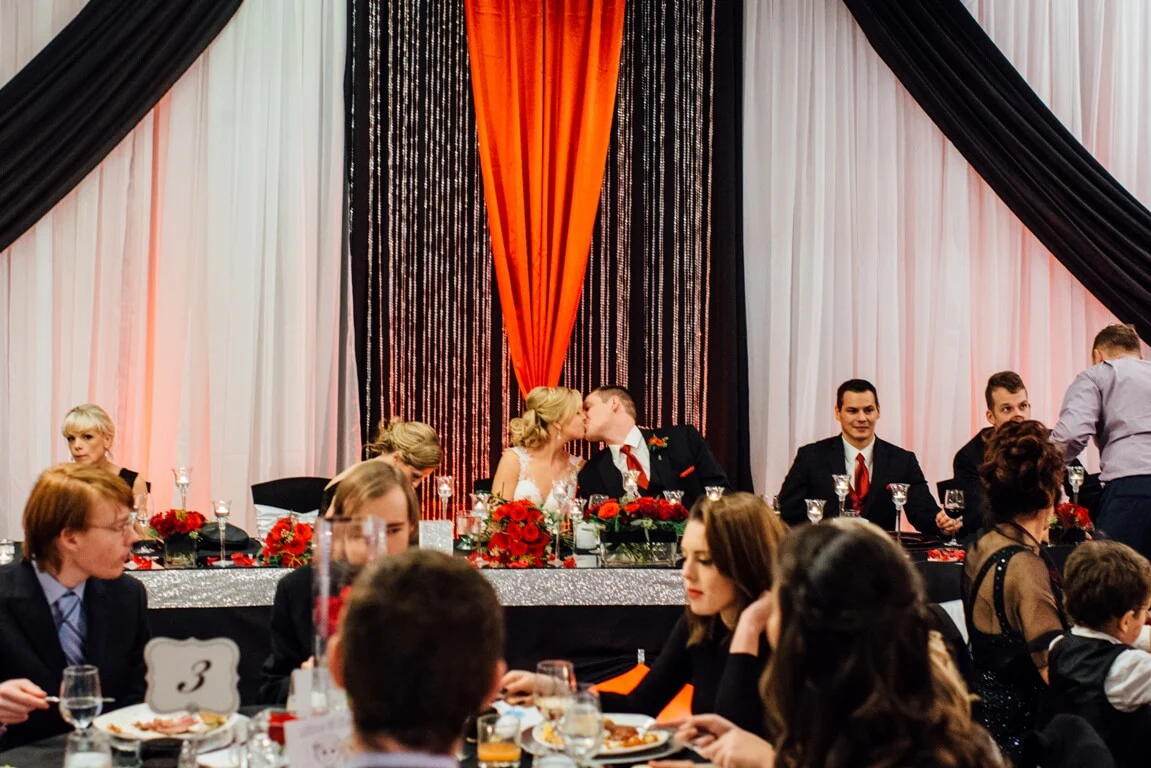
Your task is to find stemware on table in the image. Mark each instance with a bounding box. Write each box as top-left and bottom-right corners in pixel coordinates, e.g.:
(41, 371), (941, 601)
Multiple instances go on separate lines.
(435, 475), (454, 520)
(172, 467), (192, 511)
(1067, 465), (1086, 505)
(211, 500), (232, 564)
(943, 489), (965, 548)
(889, 483), (910, 547)
(622, 471), (640, 500)
(832, 474), (851, 517)
(558, 687), (604, 767)
(63, 729), (111, 768)
(534, 660), (577, 753)
(761, 493), (780, 515)
(60, 664), (103, 732)
(804, 498), (825, 525)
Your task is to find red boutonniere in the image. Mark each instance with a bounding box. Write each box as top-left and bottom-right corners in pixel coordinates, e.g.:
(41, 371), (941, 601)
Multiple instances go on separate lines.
(647, 435), (669, 460)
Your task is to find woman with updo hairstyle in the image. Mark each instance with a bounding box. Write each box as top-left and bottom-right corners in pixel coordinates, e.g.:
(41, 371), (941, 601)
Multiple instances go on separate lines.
(322, 418), (442, 513)
(491, 386), (585, 508)
(61, 404), (148, 498)
(963, 419), (1069, 759)
(261, 460), (421, 705)
(669, 519), (1002, 768)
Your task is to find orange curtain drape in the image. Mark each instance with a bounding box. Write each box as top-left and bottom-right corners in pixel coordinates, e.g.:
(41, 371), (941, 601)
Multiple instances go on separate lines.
(465, 0), (626, 397)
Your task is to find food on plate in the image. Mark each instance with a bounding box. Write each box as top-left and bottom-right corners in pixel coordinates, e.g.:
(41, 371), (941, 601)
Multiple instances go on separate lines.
(130, 711), (227, 736)
(538, 718), (660, 752)
(106, 724), (123, 735)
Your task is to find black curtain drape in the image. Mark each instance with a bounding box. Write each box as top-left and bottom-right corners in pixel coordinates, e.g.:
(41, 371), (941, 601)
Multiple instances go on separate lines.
(0, 0), (243, 252)
(843, 0), (1151, 343)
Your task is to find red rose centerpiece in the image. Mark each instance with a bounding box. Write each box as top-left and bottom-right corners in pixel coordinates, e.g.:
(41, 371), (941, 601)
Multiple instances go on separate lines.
(588, 496), (688, 567)
(260, 516), (314, 568)
(149, 509), (207, 568)
(478, 499), (553, 568)
(1050, 502), (1093, 545)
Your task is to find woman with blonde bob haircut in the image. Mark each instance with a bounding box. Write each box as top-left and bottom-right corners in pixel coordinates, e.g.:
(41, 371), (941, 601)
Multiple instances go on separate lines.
(60, 404), (148, 498)
(492, 386), (585, 508)
(261, 460), (421, 704)
(503, 493), (785, 735)
(323, 418), (442, 513)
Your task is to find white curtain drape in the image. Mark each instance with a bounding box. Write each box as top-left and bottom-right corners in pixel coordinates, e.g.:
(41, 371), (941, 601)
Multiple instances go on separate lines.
(0, 0), (357, 537)
(743, 0), (1151, 501)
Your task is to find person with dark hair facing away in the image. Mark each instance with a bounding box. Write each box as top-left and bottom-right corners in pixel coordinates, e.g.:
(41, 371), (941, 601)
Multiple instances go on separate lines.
(964, 420), (1070, 760)
(501, 493), (785, 736)
(1052, 324), (1151, 559)
(777, 378), (942, 535)
(578, 385), (729, 509)
(661, 519), (1003, 768)
(0, 464), (149, 749)
(1047, 540), (1151, 768)
(258, 461), (421, 704)
(327, 549), (506, 766)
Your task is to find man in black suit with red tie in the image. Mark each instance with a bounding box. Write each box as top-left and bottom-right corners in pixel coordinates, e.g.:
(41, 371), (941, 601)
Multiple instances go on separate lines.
(778, 379), (943, 535)
(0, 464), (149, 749)
(577, 385), (729, 509)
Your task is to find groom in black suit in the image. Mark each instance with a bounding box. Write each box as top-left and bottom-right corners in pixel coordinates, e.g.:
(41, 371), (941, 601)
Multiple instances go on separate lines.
(778, 379), (942, 535)
(577, 386), (729, 509)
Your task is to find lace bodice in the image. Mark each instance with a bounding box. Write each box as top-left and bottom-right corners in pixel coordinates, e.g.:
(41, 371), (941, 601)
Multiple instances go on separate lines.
(510, 446), (582, 510)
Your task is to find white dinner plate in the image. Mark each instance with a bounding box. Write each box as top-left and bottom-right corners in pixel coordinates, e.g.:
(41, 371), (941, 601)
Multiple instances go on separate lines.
(93, 703), (242, 752)
(529, 712), (672, 757)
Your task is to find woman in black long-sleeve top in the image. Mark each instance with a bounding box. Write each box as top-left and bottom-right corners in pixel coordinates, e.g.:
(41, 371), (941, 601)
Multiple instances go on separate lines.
(258, 460), (421, 704)
(501, 492), (786, 736)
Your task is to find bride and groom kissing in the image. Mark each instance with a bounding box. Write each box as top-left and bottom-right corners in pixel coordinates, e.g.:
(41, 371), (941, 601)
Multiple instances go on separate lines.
(490, 384), (730, 511)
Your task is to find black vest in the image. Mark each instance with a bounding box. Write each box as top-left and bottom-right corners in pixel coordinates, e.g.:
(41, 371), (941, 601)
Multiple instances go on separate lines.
(1049, 632), (1151, 768)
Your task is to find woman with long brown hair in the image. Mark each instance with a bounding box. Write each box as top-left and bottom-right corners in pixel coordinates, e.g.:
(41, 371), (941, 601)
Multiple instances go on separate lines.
(502, 492), (786, 733)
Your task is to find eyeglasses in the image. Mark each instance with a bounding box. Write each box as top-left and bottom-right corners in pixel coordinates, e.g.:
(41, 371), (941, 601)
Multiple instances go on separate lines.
(93, 518), (136, 536)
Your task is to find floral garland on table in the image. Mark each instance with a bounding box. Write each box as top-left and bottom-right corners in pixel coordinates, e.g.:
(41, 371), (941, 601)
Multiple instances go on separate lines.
(1050, 502), (1093, 545)
(149, 509), (207, 540)
(259, 516), (314, 567)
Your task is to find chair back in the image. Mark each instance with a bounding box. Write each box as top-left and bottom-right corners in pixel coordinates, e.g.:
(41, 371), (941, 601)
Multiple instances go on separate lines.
(251, 476), (329, 539)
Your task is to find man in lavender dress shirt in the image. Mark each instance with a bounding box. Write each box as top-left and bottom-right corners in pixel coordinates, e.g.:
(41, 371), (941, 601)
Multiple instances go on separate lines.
(1052, 324), (1151, 557)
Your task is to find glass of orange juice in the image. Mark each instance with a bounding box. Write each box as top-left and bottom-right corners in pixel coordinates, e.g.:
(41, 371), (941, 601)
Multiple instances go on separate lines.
(476, 713), (521, 768)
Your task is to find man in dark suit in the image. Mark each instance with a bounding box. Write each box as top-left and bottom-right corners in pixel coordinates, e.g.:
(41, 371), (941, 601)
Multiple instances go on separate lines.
(778, 379), (941, 535)
(0, 464), (149, 749)
(577, 385), (729, 509)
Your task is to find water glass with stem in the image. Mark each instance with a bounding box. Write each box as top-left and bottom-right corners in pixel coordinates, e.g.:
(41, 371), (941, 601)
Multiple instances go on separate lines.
(172, 467), (192, 510)
(943, 489), (965, 548)
(211, 499), (231, 564)
(559, 687), (604, 766)
(60, 665), (103, 731)
(535, 660), (577, 751)
(622, 471), (640, 500)
(436, 476), (453, 518)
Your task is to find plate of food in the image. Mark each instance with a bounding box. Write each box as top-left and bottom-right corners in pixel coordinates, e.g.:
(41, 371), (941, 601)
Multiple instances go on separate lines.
(530, 713), (672, 757)
(93, 704), (240, 749)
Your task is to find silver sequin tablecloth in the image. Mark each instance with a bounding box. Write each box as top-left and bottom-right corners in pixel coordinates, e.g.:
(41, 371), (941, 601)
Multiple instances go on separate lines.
(131, 567), (686, 609)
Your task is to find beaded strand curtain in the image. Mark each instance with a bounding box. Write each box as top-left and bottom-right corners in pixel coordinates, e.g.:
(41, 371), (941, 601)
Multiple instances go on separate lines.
(347, 0), (750, 515)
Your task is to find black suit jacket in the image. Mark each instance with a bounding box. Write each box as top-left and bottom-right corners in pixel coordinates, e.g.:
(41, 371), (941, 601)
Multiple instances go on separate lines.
(0, 561), (149, 749)
(576, 425), (729, 510)
(778, 436), (939, 534)
(258, 565), (314, 705)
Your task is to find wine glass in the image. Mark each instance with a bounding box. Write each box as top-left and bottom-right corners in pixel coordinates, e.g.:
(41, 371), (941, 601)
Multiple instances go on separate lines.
(435, 476), (453, 518)
(553, 479), (576, 505)
(132, 492), (152, 529)
(535, 660), (577, 751)
(622, 470), (640, 499)
(804, 499), (825, 525)
(832, 474), (851, 517)
(889, 483), (910, 547)
(704, 486), (724, 501)
(211, 500), (231, 564)
(559, 687), (604, 766)
(1068, 465), (1086, 505)
(172, 467), (192, 511)
(64, 730), (112, 768)
(943, 489), (965, 548)
(60, 665), (103, 731)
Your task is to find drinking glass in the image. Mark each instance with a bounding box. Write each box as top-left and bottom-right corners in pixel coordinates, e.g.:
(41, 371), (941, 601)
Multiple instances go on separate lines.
(662, 490), (684, 505)
(553, 480), (576, 504)
(60, 665), (103, 731)
(559, 688), (604, 766)
(832, 474), (851, 517)
(622, 470), (640, 499)
(535, 660), (577, 751)
(109, 734), (141, 768)
(1068, 465), (1086, 505)
(476, 713), (522, 768)
(889, 483), (910, 547)
(704, 486), (724, 501)
(943, 489), (965, 548)
(172, 467), (192, 511)
(804, 499), (825, 525)
(132, 493), (152, 530)
(64, 730), (112, 768)
(211, 499), (231, 564)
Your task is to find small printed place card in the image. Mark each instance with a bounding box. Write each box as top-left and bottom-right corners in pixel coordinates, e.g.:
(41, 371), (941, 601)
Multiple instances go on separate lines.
(144, 637), (241, 715)
(284, 711), (351, 768)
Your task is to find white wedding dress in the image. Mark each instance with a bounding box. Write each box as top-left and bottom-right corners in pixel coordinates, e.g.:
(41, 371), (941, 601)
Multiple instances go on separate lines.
(509, 446), (582, 510)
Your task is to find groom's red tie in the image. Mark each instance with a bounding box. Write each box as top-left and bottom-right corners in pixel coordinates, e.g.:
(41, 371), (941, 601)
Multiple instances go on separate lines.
(620, 445), (649, 490)
(853, 452), (870, 508)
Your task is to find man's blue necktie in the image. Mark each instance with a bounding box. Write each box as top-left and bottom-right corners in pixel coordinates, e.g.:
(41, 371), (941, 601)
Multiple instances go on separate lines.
(54, 590), (85, 666)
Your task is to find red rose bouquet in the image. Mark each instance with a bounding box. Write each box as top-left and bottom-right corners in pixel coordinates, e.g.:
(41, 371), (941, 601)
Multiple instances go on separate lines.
(149, 509), (207, 540)
(314, 584), (354, 638)
(1050, 502), (1093, 545)
(260, 516), (314, 568)
(479, 499), (552, 568)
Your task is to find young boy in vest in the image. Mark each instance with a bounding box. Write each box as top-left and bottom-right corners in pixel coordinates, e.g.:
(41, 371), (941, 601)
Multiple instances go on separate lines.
(1049, 540), (1151, 767)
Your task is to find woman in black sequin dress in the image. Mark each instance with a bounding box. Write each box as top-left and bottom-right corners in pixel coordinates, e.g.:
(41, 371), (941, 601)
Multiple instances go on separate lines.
(964, 420), (1069, 759)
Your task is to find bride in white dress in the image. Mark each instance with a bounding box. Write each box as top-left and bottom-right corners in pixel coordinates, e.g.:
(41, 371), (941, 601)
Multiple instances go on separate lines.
(491, 386), (586, 510)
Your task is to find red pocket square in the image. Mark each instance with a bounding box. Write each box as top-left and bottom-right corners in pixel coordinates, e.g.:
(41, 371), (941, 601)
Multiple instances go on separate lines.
(679, 465), (696, 478)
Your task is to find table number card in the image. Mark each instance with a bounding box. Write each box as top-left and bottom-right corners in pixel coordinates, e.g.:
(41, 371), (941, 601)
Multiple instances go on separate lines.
(143, 637), (241, 715)
(284, 710), (351, 768)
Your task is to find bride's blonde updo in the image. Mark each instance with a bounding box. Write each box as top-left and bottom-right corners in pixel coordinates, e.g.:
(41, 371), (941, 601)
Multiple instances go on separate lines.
(509, 387), (582, 450)
(366, 418), (442, 469)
